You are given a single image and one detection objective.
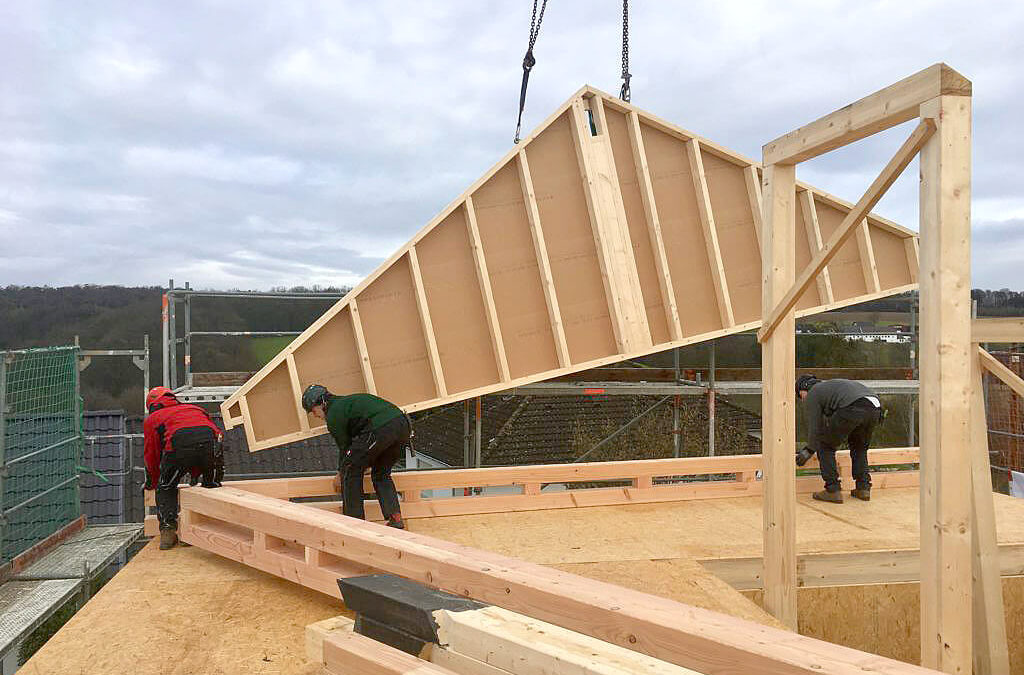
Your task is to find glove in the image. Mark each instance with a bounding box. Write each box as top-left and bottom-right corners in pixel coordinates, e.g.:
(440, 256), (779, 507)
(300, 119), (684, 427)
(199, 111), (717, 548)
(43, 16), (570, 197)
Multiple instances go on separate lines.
(795, 446), (815, 467)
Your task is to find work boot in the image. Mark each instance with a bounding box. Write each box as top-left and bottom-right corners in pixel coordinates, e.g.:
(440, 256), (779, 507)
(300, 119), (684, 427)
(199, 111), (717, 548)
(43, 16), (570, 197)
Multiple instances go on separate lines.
(386, 515), (406, 530)
(159, 527), (179, 550)
(851, 488), (871, 501)
(812, 489), (843, 504)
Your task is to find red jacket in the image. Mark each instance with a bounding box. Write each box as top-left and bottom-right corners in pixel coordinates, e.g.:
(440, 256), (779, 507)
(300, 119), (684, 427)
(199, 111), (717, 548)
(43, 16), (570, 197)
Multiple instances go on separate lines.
(143, 394), (222, 488)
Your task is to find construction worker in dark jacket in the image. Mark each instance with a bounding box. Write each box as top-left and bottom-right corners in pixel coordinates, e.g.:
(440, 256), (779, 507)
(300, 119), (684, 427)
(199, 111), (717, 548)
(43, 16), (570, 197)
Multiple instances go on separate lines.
(143, 387), (224, 549)
(795, 375), (884, 504)
(301, 384), (409, 529)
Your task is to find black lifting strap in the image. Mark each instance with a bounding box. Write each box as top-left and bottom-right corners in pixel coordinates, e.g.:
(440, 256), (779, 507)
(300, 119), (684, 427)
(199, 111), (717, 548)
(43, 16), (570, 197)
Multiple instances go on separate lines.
(514, 0), (549, 144)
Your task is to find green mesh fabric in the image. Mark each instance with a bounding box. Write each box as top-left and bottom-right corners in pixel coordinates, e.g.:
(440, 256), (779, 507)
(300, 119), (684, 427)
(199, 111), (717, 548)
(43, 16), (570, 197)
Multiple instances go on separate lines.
(0, 347), (82, 563)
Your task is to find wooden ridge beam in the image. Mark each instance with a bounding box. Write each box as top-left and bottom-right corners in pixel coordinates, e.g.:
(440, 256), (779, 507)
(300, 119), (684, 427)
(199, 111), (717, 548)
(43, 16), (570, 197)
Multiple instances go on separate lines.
(759, 119), (936, 343)
(408, 246), (447, 398)
(349, 299), (376, 394)
(798, 189), (834, 305)
(763, 63), (971, 164)
(463, 197), (511, 383)
(180, 486), (942, 675)
(516, 152), (572, 368)
(972, 318), (1024, 344)
(856, 219), (882, 294)
(626, 110), (683, 341)
(687, 139), (735, 328)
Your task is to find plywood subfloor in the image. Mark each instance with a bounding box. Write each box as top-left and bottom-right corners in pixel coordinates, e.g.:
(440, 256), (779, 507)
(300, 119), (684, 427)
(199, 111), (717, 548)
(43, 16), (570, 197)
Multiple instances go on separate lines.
(743, 577), (1024, 673)
(411, 488), (1024, 561)
(21, 540), (346, 675)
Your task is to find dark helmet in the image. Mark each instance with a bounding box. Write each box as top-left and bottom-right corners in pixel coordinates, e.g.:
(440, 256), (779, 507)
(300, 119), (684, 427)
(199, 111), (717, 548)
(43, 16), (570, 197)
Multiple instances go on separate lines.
(301, 384), (330, 413)
(795, 374), (820, 396)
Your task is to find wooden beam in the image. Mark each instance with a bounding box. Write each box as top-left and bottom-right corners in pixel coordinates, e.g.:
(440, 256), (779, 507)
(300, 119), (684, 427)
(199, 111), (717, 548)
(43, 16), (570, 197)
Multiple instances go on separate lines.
(856, 220), (882, 294)
(516, 152), (572, 368)
(463, 197), (511, 383)
(286, 354), (311, 433)
(323, 628), (458, 675)
(569, 97), (628, 352)
(589, 96), (651, 350)
(701, 543), (1024, 591)
(978, 347), (1024, 398)
(798, 189), (834, 304)
(759, 119), (936, 343)
(626, 110), (683, 341)
(969, 349), (1011, 675)
(349, 299), (376, 395)
(232, 448), (920, 499)
(763, 63), (971, 164)
(408, 246), (447, 398)
(181, 486), (943, 675)
(744, 165), (764, 255)
(906, 236), (921, 283)
(760, 162), (798, 629)
(687, 139), (735, 328)
(973, 318), (1024, 344)
(918, 93), (973, 675)
(433, 605), (703, 675)
(238, 395), (259, 452)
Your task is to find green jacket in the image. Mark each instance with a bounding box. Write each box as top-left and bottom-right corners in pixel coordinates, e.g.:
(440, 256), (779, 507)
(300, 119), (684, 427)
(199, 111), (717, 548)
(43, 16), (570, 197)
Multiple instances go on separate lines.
(325, 393), (404, 450)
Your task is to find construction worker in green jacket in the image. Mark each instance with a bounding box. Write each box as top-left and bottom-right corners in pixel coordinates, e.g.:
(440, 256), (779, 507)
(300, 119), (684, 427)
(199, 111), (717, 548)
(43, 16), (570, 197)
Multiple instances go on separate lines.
(301, 384), (410, 529)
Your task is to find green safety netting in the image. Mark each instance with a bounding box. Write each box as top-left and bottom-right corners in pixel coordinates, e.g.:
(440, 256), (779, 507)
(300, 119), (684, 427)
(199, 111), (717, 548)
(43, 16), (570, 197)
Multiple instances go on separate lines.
(0, 346), (82, 564)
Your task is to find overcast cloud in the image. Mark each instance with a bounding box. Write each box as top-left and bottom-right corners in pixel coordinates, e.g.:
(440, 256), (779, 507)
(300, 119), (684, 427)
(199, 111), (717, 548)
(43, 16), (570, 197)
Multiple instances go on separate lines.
(1, 1), (1021, 290)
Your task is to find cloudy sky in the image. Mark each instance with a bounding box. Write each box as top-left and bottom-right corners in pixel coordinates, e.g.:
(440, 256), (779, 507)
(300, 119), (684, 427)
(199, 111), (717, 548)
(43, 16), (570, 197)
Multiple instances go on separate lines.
(2, 1), (1021, 291)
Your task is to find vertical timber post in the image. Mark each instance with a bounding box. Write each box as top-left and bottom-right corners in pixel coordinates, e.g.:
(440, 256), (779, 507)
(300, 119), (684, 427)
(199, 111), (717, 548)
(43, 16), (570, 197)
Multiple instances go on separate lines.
(708, 341), (716, 457)
(918, 90), (973, 674)
(474, 397), (483, 468)
(760, 162), (798, 629)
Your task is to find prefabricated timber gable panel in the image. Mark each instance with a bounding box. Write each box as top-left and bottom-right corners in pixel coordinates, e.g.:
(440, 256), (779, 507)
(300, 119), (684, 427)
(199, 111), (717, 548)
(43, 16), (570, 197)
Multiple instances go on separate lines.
(222, 86), (920, 450)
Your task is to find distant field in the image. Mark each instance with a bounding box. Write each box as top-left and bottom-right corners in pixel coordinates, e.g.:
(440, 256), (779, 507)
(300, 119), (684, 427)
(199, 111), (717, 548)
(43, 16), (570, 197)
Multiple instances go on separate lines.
(251, 336), (293, 368)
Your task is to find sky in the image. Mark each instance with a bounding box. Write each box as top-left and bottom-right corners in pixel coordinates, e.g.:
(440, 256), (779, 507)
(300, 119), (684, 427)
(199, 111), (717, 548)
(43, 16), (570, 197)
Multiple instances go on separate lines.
(1, 1), (1022, 291)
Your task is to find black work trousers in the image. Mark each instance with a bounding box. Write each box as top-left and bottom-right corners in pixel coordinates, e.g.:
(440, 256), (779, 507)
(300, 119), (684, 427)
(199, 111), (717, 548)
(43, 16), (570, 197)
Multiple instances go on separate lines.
(340, 415), (409, 521)
(155, 427), (222, 530)
(816, 399), (882, 492)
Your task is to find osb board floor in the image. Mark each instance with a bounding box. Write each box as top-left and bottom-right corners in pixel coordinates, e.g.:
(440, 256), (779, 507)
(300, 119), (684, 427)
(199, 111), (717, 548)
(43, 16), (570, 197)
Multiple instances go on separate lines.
(21, 539), (346, 675)
(552, 559), (786, 629)
(411, 488), (1024, 561)
(743, 576), (1024, 673)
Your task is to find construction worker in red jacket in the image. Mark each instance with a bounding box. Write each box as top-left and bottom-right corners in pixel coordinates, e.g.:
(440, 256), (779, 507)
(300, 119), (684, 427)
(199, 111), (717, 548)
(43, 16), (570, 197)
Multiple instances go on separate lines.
(143, 387), (224, 549)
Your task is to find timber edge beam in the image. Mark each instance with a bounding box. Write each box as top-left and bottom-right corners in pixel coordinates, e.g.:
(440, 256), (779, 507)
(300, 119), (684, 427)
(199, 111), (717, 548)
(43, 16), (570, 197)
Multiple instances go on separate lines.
(763, 63), (971, 165)
(181, 486), (942, 675)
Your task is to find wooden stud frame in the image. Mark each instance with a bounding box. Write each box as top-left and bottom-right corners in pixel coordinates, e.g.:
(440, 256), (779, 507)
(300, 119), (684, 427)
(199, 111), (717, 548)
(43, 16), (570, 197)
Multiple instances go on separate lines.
(164, 452), (936, 675)
(221, 86), (919, 452)
(759, 64), (990, 674)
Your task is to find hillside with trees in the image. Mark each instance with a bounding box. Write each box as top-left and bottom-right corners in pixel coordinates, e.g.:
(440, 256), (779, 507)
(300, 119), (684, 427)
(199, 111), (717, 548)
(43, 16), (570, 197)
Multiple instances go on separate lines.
(1, 285), (1020, 414)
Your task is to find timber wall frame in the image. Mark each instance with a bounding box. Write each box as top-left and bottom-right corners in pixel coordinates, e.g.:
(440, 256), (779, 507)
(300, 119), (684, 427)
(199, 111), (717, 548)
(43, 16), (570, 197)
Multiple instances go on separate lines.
(757, 63), (1016, 675)
(219, 86), (919, 451)
(159, 453), (942, 675)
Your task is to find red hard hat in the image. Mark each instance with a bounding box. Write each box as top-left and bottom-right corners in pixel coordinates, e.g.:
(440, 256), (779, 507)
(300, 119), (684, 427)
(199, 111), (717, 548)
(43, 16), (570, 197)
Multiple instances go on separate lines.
(146, 386), (175, 411)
